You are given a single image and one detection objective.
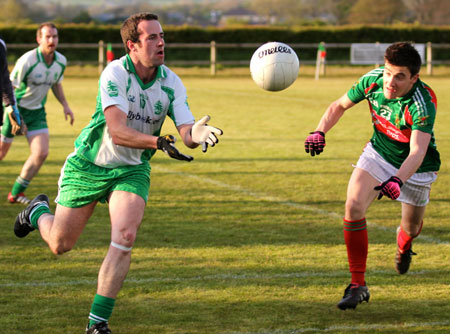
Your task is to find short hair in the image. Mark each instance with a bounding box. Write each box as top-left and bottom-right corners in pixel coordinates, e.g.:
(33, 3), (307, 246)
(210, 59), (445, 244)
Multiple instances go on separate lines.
(120, 13), (159, 54)
(384, 42), (421, 77)
(37, 22), (57, 39)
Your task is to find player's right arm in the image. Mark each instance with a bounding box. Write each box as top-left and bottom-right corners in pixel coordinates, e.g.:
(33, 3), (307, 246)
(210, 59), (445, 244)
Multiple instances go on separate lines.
(315, 94), (355, 134)
(9, 52), (30, 89)
(104, 105), (193, 161)
(104, 105), (158, 149)
(305, 94), (355, 156)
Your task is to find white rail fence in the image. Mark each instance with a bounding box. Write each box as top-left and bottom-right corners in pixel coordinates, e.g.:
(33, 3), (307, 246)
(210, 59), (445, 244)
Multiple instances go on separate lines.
(7, 41), (450, 76)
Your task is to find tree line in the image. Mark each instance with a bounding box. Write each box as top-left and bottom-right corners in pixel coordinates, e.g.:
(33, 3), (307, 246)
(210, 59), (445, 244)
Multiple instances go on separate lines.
(0, 0), (449, 26)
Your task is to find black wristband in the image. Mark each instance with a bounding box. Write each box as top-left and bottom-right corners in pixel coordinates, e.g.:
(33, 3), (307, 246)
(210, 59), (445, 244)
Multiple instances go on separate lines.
(309, 131), (325, 137)
(391, 176), (403, 187)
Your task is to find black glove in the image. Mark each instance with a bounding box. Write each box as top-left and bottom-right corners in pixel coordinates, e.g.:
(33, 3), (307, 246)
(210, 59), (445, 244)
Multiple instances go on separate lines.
(304, 131), (325, 156)
(157, 135), (193, 162)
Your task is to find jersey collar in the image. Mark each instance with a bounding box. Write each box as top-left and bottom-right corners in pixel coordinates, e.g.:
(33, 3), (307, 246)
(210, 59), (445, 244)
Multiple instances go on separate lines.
(124, 54), (166, 90)
(36, 47), (56, 68)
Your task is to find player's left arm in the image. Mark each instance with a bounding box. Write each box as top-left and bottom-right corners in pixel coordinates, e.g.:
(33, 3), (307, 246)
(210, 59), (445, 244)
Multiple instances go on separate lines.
(177, 115), (223, 152)
(52, 83), (74, 125)
(177, 123), (198, 149)
(374, 130), (431, 200)
(395, 130), (431, 182)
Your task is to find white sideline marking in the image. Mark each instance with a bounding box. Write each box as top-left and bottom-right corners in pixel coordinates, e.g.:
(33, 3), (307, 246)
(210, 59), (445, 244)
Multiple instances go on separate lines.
(2, 168), (447, 291)
(154, 166), (449, 245)
(0, 268), (444, 288)
(227, 320), (450, 334)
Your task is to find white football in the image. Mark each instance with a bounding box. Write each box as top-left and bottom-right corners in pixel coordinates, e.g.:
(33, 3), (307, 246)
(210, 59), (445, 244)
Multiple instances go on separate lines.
(250, 42), (300, 92)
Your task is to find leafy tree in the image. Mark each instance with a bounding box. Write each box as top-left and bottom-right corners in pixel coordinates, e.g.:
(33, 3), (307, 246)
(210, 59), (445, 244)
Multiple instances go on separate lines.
(330, 0), (358, 24)
(0, 0), (28, 23)
(348, 0), (406, 24)
(403, 0), (450, 25)
(72, 10), (93, 24)
(249, 0), (303, 25)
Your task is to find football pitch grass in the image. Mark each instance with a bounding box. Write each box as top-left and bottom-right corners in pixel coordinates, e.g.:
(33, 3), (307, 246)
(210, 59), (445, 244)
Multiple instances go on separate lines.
(0, 66), (449, 333)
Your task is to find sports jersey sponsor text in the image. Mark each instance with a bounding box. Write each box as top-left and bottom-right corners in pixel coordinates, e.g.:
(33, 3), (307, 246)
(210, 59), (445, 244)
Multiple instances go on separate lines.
(127, 110), (161, 125)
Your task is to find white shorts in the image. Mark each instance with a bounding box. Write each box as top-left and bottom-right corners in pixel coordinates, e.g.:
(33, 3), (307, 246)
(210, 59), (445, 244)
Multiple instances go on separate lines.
(355, 142), (438, 207)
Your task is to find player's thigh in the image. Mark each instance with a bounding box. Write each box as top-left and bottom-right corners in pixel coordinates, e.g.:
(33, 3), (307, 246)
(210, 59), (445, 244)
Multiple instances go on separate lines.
(0, 139), (12, 159)
(28, 132), (49, 155)
(401, 202), (426, 229)
(345, 167), (379, 218)
(50, 201), (97, 246)
(108, 191), (146, 246)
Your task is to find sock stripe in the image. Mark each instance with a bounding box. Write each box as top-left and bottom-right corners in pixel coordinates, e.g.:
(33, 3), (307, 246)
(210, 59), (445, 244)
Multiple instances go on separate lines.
(343, 218), (367, 231)
(29, 202), (49, 219)
(89, 313), (108, 322)
(89, 294), (115, 328)
(16, 176), (30, 187)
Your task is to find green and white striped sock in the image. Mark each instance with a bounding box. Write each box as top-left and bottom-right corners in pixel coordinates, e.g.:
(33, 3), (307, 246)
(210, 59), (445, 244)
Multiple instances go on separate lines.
(88, 294), (115, 328)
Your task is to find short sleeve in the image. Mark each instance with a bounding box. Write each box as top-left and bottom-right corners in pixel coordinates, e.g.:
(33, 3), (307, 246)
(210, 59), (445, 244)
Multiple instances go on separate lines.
(99, 63), (129, 115)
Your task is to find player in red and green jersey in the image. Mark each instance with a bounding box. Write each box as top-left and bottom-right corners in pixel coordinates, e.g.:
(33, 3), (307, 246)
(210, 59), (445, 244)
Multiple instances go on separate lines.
(304, 42), (440, 310)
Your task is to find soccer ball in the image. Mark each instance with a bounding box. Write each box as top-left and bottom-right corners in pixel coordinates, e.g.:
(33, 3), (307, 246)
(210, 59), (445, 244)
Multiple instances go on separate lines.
(250, 42), (300, 92)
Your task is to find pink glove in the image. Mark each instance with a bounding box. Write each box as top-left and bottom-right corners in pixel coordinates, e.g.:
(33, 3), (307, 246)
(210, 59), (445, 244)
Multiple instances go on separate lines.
(304, 131), (325, 156)
(374, 176), (403, 200)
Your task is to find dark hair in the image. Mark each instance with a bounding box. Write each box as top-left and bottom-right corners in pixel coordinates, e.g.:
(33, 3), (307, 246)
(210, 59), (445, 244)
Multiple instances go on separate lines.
(120, 13), (159, 54)
(37, 22), (57, 39)
(384, 42), (421, 76)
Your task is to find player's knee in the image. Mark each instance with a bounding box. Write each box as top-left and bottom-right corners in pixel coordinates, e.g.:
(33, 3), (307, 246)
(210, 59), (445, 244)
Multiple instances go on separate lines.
(48, 237), (73, 255)
(36, 150), (49, 162)
(345, 198), (366, 219)
(0, 147), (7, 160)
(114, 229), (136, 248)
(122, 230), (136, 246)
(50, 242), (72, 255)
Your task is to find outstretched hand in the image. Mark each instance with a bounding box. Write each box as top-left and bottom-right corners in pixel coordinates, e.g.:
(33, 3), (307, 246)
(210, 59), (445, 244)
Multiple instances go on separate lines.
(191, 115), (223, 152)
(304, 131), (325, 156)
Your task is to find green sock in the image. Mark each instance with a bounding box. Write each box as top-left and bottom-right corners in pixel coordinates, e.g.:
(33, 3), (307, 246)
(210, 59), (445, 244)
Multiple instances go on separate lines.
(29, 204), (51, 230)
(88, 294), (115, 328)
(11, 176), (30, 196)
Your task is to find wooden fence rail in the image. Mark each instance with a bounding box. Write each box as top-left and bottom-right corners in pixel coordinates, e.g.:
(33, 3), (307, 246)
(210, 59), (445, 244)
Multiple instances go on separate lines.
(6, 41), (450, 76)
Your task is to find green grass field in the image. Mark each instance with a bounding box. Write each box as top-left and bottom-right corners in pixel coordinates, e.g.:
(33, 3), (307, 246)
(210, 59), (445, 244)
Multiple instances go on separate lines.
(0, 66), (449, 334)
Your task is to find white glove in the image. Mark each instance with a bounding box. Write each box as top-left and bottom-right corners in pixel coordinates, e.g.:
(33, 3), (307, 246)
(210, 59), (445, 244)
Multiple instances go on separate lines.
(191, 115), (223, 152)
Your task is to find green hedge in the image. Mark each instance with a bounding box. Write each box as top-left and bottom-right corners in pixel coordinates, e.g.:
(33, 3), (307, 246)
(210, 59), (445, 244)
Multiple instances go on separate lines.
(1, 24), (450, 63)
(2, 24), (450, 43)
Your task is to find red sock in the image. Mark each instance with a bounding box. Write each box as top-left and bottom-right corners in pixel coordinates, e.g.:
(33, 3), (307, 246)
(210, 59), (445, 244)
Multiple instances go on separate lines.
(397, 221), (423, 253)
(343, 218), (368, 286)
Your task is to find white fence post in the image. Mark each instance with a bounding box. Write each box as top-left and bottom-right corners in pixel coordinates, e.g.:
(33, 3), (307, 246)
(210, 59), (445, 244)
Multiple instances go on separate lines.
(427, 42), (433, 76)
(210, 41), (216, 76)
(98, 40), (104, 74)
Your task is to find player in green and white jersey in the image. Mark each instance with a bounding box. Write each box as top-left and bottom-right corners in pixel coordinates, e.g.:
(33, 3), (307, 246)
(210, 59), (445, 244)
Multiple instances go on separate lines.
(13, 13), (222, 334)
(0, 22), (74, 205)
(1, 38), (25, 139)
(304, 42), (440, 310)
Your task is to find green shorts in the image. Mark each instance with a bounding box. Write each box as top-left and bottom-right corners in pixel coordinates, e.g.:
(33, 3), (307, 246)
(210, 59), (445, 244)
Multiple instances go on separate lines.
(57, 153), (151, 208)
(1, 106), (48, 138)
